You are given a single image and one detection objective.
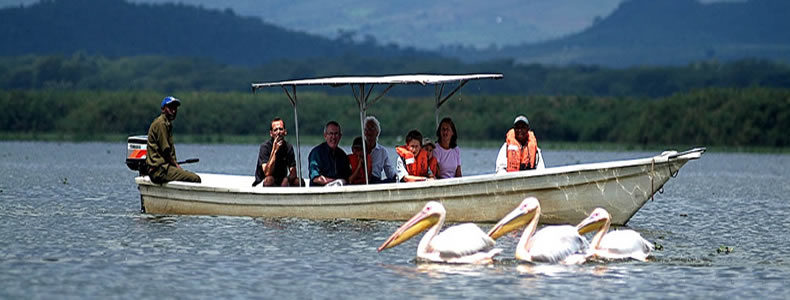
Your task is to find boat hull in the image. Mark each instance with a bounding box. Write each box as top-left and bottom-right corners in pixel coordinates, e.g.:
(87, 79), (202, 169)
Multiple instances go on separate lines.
(137, 148), (703, 225)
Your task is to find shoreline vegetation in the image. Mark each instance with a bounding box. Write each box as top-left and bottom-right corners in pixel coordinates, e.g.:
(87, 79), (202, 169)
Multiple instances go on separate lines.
(2, 132), (787, 154)
(2, 87), (789, 153)
(1, 54), (788, 153)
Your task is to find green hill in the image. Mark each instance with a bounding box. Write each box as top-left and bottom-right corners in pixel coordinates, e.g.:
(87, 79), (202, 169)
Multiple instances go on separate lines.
(453, 0), (790, 67)
(0, 0), (434, 66)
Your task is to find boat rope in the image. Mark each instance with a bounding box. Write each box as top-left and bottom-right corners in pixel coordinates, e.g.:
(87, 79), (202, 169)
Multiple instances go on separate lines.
(668, 161), (679, 178)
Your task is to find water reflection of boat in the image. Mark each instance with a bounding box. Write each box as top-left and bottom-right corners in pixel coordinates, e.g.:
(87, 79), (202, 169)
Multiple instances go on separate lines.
(130, 74), (705, 225)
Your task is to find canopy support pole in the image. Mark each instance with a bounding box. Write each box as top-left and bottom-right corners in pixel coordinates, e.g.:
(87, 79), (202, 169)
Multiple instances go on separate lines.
(352, 84), (371, 184)
(282, 85), (303, 187)
(433, 80), (469, 129)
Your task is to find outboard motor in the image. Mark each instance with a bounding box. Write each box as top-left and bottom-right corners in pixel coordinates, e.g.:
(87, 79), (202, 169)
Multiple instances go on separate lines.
(126, 135), (148, 175)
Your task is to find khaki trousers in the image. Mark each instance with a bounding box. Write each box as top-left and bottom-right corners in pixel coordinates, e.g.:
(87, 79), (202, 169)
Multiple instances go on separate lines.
(149, 164), (201, 184)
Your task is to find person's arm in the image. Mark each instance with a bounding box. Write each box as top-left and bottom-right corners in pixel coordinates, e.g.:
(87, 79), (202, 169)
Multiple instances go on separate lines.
(308, 147), (325, 184)
(495, 143), (508, 174)
(166, 154), (180, 169)
(382, 148), (397, 180)
(153, 120), (180, 168)
(395, 157), (408, 182)
(397, 156), (428, 182)
(263, 137), (281, 177)
(288, 166), (298, 181)
(454, 147), (462, 177)
(404, 174), (428, 182)
(348, 155), (364, 184)
(286, 144), (299, 182)
(338, 150), (352, 183)
(313, 174), (336, 185)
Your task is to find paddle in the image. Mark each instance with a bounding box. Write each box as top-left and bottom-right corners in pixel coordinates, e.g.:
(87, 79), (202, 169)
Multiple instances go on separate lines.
(178, 158), (199, 165)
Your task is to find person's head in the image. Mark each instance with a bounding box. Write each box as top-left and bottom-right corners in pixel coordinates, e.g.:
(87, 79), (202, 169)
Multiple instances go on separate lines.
(422, 138), (435, 155)
(323, 121), (342, 149)
(364, 116), (381, 146)
(405, 130), (423, 155)
(513, 115), (530, 145)
(351, 136), (364, 156)
(160, 96), (181, 121)
(436, 117), (457, 148)
(269, 117), (287, 139)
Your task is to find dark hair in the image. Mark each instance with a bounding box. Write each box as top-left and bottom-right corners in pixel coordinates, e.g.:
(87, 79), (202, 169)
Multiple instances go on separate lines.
(436, 117), (457, 148)
(352, 136), (363, 148)
(270, 117), (283, 131)
(405, 129), (423, 144)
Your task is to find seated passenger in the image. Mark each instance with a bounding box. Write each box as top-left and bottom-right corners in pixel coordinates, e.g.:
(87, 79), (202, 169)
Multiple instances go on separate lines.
(348, 136), (372, 185)
(395, 130), (438, 182)
(433, 117), (462, 179)
(364, 116), (396, 183)
(252, 117), (300, 187)
(495, 115), (545, 174)
(308, 121), (351, 186)
(422, 137), (435, 154)
(421, 137), (438, 177)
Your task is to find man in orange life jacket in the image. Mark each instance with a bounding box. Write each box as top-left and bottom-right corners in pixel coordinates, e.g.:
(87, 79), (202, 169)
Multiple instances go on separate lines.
(495, 115), (544, 173)
(395, 130), (438, 182)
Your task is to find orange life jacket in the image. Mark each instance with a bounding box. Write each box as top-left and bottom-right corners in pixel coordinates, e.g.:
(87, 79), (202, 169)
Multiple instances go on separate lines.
(395, 146), (437, 178)
(348, 153), (372, 184)
(506, 129), (538, 171)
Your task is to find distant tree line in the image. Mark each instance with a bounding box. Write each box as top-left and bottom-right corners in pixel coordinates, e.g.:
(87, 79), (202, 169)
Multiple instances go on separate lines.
(2, 54), (790, 98)
(2, 87), (788, 148)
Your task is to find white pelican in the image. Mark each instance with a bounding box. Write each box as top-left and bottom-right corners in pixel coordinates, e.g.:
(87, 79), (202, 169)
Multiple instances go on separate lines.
(377, 201), (502, 264)
(487, 197), (589, 264)
(576, 207), (654, 261)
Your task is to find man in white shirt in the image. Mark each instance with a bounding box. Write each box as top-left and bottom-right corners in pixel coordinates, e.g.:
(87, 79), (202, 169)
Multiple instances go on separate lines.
(364, 116), (396, 183)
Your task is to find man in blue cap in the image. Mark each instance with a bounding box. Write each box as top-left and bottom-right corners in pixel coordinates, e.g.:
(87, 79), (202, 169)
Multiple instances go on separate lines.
(145, 96), (201, 184)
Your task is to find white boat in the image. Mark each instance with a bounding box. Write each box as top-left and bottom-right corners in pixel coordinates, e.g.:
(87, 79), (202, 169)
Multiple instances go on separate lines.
(130, 74), (705, 225)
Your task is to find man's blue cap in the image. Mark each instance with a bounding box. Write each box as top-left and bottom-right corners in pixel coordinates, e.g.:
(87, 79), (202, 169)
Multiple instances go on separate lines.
(161, 96), (181, 108)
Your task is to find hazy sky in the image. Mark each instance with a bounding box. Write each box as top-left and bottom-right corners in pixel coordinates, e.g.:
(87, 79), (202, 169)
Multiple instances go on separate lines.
(0, 0), (738, 49)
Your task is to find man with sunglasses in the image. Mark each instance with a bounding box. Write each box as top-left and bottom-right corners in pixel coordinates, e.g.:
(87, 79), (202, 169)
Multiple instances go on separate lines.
(253, 117), (300, 187)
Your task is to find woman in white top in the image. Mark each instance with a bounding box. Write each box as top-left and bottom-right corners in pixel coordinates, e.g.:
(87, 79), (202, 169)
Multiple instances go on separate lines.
(432, 117), (462, 179)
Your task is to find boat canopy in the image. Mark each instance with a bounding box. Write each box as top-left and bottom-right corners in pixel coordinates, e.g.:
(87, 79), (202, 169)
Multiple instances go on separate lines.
(251, 74), (503, 88)
(251, 73), (503, 185)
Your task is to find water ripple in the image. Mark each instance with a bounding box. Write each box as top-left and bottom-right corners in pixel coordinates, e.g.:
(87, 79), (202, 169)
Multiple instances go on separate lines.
(1, 142), (789, 299)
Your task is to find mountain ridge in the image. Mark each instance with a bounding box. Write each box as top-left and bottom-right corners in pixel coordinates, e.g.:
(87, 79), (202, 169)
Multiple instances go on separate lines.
(0, 0), (433, 66)
(475, 0), (790, 66)
(2, 0), (789, 67)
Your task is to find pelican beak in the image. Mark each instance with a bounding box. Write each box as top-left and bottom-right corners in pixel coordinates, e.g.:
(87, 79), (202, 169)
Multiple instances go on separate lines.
(487, 205), (537, 240)
(576, 214), (604, 235)
(378, 211), (440, 252)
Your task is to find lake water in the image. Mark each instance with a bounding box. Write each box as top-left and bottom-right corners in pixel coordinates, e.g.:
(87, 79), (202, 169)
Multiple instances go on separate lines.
(1, 141), (789, 299)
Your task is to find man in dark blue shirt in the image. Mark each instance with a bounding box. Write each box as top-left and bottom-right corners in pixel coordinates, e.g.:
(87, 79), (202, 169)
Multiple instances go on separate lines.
(308, 121), (351, 186)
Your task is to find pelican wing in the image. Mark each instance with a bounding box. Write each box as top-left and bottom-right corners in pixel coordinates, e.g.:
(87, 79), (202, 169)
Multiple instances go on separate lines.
(598, 230), (654, 260)
(527, 225), (589, 263)
(430, 223), (496, 258)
